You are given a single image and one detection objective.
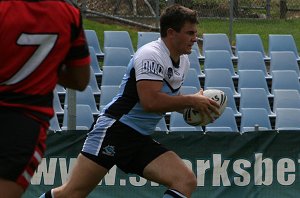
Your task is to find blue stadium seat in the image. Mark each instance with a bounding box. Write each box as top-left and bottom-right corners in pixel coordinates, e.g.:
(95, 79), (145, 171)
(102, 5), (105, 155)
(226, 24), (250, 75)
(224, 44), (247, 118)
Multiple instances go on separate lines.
(180, 86), (198, 95)
(49, 114), (62, 132)
(101, 66), (126, 86)
(169, 112), (203, 132)
(104, 31), (135, 55)
(84, 29), (104, 59)
(275, 108), (300, 131)
(88, 46), (102, 76)
(273, 90), (300, 114)
(204, 50), (238, 78)
(239, 88), (275, 117)
(271, 70), (300, 94)
(182, 68), (201, 91)
(240, 108), (272, 132)
(237, 51), (271, 79)
(64, 86), (100, 115)
(88, 67), (101, 95)
(202, 33), (237, 60)
(235, 34), (269, 60)
(205, 107), (239, 132)
(238, 70), (272, 97)
(268, 34), (300, 61)
(53, 89), (64, 115)
(99, 85), (120, 112)
(192, 42), (204, 60)
(62, 104), (95, 130)
(204, 68), (239, 97)
(137, 31), (160, 49)
(270, 51), (300, 77)
(188, 50), (204, 77)
(55, 84), (66, 95)
(103, 47), (132, 67)
(155, 117), (169, 132)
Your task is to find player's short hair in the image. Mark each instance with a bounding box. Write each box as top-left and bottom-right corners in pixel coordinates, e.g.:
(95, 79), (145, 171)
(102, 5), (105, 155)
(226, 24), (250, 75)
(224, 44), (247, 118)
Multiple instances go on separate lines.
(160, 4), (198, 38)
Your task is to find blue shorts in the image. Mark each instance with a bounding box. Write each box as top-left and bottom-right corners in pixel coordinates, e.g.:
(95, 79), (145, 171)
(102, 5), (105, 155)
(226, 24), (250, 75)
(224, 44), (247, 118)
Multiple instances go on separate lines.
(81, 116), (168, 176)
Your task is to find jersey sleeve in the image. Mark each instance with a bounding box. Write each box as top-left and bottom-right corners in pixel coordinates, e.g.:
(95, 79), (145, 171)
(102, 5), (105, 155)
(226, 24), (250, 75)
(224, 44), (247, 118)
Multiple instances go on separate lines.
(134, 48), (165, 82)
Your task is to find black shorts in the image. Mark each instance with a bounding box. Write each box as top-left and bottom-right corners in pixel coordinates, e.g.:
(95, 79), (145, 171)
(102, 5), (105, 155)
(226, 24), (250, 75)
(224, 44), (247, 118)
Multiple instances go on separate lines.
(81, 117), (169, 176)
(0, 107), (46, 189)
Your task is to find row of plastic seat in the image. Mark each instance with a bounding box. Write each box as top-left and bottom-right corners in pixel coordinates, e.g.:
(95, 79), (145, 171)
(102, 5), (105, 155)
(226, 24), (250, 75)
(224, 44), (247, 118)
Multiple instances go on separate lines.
(50, 106), (300, 132)
(53, 81), (300, 123)
(84, 29), (300, 62)
(90, 45), (300, 89)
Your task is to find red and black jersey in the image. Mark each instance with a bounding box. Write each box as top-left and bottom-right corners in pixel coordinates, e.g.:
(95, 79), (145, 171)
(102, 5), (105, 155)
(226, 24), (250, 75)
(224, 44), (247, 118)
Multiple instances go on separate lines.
(0, 0), (90, 124)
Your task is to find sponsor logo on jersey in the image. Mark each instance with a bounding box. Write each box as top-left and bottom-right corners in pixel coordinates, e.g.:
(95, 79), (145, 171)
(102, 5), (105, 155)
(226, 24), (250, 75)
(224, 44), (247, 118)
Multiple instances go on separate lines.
(167, 67), (173, 79)
(102, 145), (116, 157)
(142, 60), (164, 76)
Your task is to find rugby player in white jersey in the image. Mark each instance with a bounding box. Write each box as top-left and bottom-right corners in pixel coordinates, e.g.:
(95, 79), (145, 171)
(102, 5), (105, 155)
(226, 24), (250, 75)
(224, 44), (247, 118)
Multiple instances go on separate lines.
(40, 4), (219, 198)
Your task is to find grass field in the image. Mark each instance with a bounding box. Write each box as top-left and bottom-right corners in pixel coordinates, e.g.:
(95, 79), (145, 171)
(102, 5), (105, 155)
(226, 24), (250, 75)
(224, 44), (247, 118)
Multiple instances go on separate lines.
(83, 18), (300, 53)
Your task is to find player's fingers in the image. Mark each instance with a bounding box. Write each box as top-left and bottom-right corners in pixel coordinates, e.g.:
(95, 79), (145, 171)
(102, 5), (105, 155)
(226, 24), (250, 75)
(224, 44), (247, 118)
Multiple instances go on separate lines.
(204, 107), (215, 122)
(209, 98), (220, 108)
(209, 105), (220, 117)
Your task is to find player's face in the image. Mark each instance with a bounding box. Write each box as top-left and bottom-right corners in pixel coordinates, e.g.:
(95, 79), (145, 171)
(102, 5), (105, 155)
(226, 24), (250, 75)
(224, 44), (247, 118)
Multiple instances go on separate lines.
(174, 22), (198, 55)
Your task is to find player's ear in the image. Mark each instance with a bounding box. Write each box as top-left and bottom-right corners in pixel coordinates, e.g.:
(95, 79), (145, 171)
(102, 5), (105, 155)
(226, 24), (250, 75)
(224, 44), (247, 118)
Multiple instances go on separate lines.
(167, 28), (176, 38)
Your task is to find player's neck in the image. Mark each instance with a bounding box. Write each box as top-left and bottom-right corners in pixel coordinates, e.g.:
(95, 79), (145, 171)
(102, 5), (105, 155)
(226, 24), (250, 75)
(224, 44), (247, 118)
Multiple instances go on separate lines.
(162, 38), (180, 63)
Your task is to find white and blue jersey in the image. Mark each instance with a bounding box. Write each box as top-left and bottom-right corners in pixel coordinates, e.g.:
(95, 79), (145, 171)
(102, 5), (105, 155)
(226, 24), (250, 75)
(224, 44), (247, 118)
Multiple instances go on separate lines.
(101, 38), (190, 135)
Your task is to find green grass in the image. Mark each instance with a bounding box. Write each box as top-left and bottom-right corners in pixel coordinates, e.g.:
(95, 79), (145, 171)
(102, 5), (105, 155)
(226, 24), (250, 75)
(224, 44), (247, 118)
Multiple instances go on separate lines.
(83, 18), (300, 53)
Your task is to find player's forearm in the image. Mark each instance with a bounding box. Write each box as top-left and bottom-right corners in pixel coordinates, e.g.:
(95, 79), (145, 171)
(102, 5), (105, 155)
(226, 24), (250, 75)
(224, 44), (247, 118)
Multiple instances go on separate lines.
(141, 92), (195, 113)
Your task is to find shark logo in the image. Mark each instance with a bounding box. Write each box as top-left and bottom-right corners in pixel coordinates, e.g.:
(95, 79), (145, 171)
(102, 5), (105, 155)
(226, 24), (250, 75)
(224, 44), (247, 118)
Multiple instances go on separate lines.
(167, 67), (173, 79)
(102, 145), (116, 156)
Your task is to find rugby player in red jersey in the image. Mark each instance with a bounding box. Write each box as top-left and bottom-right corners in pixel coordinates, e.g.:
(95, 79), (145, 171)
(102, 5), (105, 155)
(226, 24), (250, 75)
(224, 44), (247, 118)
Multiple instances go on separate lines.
(0, 0), (90, 197)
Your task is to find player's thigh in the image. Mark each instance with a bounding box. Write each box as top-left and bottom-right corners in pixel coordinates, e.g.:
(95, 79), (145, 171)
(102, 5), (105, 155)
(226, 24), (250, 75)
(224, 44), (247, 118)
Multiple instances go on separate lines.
(142, 151), (194, 186)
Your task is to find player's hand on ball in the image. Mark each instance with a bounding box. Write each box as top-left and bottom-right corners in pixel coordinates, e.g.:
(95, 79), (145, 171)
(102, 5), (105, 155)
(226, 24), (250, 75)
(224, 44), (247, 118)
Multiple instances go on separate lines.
(192, 89), (220, 121)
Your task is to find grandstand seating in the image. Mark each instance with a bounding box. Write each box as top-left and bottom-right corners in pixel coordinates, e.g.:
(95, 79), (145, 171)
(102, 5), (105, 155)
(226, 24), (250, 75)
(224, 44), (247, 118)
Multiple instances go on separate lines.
(88, 46), (102, 77)
(53, 89), (64, 116)
(62, 104), (95, 130)
(99, 85), (120, 111)
(204, 68), (239, 97)
(101, 66), (126, 86)
(169, 112), (203, 132)
(205, 107), (239, 132)
(270, 51), (300, 77)
(49, 114), (62, 132)
(204, 50), (238, 78)
(192, 42), (204, 60)
(103, 47), (132, 67)
(237, 70), (272, 97)
(268, 34), (300, 61)
(155, 117), (169, 132)
(182, 68), (201, 91)
(137, 31), (160, 49)
(237, 51), (271, 79)
(202, 33), (237, 60)
(271, 70), (300, 94)
(273, 90), (300, 114)
(240, 108), (272, 132)
(84, 29), (105, 59)
(235, 34), (269, 61)
(64, 86), (100, 115)
(55, 31), (300, 132)
(88, 67), (101, 95)
(188, 50), (204, 77)
(275, 108), (300, 131)
(104, 31), (135, 55)
(239, 88), (275, 117)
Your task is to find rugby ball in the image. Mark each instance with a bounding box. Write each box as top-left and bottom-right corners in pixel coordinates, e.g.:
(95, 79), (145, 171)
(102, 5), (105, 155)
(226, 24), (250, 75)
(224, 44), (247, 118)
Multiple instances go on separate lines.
(183, 89), (227, 126)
